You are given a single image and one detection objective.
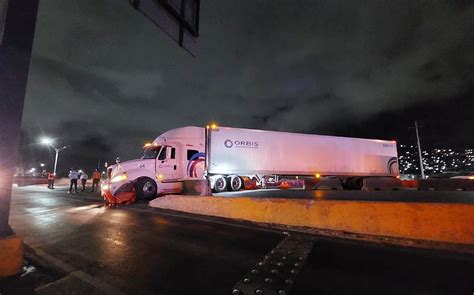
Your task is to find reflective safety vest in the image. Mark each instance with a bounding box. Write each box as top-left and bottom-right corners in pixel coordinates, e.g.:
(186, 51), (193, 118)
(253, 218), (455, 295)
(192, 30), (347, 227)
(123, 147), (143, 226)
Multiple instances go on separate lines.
(92, 171), (101, 180)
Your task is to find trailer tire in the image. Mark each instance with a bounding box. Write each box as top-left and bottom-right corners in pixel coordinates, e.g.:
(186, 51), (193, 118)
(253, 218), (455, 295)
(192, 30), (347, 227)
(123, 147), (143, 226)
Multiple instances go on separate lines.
(213, 176), (227, 193)
(135, 177), (157, 200)
(230, 176), (243, 191)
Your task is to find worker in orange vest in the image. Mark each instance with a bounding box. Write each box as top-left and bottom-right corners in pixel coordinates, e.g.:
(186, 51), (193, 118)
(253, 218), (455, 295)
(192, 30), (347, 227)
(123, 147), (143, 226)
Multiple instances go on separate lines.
(47, 172), (55, 189)
(91, 169), (101, 192)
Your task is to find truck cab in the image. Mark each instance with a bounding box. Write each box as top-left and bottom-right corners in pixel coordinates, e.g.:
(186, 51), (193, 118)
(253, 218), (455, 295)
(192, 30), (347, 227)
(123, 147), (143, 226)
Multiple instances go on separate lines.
(103, 127), (205, 199)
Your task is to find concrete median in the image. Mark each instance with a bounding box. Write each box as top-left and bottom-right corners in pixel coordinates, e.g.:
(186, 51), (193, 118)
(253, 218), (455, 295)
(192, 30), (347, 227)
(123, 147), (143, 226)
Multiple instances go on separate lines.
(313, 178), (343, 190)
(149, 195), (474, 247)
(0, 235), (23, 277)
(361, 177), (402, 191)
(418, 178), (474, 191)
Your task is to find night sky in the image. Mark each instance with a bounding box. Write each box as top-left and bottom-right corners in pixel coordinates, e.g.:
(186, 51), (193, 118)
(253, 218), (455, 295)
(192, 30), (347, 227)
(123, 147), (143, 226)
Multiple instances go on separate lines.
(19, 0), (473, 174)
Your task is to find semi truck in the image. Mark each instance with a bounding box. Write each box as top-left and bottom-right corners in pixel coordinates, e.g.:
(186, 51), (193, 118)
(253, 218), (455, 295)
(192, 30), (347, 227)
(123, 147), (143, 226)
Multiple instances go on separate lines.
(102, 125), (399, 199)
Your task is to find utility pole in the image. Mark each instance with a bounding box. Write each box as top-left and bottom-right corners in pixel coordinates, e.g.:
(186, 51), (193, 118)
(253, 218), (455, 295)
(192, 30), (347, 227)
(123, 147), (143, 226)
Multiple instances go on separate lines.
(414, 121), (425, 179)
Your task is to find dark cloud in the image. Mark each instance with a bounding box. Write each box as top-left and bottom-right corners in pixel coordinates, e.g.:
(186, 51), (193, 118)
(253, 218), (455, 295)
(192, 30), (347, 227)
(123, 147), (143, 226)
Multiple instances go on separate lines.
(20, 0), (473, 169)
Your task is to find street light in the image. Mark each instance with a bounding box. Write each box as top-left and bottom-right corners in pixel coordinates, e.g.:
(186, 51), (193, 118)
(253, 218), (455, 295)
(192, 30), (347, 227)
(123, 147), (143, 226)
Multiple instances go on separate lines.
(40, 137), (53, 146)
(40, 137), (69, 176)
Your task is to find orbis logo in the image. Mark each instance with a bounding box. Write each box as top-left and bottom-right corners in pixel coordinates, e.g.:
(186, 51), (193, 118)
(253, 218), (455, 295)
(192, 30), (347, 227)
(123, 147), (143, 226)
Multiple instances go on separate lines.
(224, 139), (259, 148)
(224, 140), (233, 148)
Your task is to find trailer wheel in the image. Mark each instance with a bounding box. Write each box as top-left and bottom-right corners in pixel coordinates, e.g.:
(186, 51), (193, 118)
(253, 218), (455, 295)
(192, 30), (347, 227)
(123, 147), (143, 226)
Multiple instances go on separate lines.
(230, 176), (243, 191)
(213, 176), (227, 193)
(135, 177), (157, 200)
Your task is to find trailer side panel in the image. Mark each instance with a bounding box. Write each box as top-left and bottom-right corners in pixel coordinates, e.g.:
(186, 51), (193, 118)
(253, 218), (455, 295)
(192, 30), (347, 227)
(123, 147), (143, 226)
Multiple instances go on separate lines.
(208, 127), (398, 177)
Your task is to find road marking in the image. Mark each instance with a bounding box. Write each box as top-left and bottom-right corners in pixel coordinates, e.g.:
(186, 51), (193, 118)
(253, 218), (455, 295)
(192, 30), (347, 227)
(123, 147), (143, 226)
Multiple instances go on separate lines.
(26, 243), (125, 295)
(231, 233), (314, 295)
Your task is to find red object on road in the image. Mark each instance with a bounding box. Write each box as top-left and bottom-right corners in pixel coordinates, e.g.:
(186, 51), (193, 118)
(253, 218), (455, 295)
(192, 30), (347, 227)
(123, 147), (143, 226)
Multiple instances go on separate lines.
(244, 178), (258, 190)
(102, 189), (136, 206)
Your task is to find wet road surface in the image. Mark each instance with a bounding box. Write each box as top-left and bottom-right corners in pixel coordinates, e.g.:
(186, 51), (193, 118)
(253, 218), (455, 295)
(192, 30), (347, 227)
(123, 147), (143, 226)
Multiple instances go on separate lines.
(215, 188), (474, 203)
(9, 186), (474, 294)
(10, 186), (280, 294)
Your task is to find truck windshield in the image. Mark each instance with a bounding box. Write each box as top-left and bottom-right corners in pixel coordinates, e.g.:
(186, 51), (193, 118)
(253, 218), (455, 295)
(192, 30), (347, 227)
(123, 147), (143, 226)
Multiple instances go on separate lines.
(142, 146), (161, 159)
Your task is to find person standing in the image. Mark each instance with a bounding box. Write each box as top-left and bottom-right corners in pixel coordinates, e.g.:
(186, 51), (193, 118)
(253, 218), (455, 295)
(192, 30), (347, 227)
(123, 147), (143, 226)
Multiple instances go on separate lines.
(91, 169), (101, 192)
(68, 168), (79, 193)
(47, 172), (55, 189)
(80, 171), (88, 192)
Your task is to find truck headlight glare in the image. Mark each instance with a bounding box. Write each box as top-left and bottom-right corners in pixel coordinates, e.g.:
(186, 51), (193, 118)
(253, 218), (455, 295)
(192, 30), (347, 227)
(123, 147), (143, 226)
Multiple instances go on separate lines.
(111, 174), (128, 183)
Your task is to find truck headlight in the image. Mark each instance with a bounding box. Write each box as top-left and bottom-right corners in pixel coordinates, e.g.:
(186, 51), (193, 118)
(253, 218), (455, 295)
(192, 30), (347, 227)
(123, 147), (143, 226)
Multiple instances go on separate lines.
(110, 174), (128, 183)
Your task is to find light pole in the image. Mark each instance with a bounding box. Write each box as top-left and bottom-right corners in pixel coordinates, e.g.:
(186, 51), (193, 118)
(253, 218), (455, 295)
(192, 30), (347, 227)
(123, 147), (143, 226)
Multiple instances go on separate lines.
(40, 137), (69, 176)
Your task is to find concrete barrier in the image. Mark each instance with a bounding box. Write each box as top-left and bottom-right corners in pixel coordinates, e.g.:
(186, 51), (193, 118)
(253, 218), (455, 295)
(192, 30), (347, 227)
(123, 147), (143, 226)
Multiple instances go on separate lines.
(0, 235), (23, 277)
(149, 195), (474, 246)
(418, 179), (474, 191)
(12, 177), (70, 187)
(182, 180), (212, 195)
(314, 178), (343, 190)
(361, 177), (402, 191)
(304, 178), (343, 190)
(13, 176), (48, 187)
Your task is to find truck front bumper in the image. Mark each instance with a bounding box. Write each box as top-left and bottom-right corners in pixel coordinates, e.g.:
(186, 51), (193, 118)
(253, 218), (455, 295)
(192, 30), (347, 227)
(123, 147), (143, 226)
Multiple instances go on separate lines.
(101, 180), (136, 206)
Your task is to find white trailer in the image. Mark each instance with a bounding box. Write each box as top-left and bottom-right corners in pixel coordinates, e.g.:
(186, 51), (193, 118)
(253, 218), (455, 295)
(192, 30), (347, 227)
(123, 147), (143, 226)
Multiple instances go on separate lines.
(206, 126), (399, 191)
(102, 126), (399, 199)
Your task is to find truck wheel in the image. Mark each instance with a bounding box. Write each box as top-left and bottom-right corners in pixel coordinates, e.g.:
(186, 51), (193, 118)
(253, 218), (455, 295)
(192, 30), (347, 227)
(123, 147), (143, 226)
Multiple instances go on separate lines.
(230, 176), (243, 191)
(135, 178), (157, 200)
(213, 176), (227, 193)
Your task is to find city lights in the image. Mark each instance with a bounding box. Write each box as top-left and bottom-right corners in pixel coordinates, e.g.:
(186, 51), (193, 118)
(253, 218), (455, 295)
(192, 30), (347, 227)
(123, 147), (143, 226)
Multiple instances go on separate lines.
(398, 146), (473, 176)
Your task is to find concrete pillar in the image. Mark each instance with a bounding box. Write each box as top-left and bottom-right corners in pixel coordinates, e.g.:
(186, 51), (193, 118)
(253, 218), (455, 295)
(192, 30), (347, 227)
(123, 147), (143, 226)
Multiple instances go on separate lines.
(0, 0), (38, 277)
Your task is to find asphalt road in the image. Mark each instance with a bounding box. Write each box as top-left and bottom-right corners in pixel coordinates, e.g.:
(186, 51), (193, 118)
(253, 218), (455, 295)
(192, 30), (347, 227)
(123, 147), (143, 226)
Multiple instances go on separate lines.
(215, 188), (474, 203)
(8, 185), (474, 294)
